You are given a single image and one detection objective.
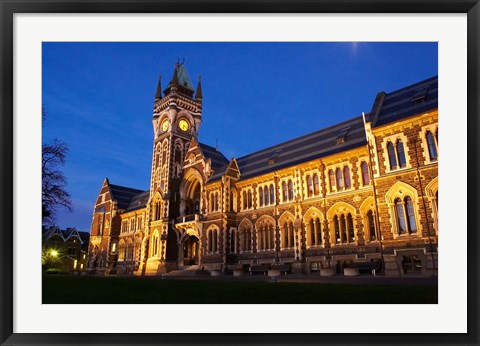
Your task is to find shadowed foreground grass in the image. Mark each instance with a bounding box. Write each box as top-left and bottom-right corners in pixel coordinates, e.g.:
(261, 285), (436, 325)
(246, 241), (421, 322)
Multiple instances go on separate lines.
(43, 276), (437, 304)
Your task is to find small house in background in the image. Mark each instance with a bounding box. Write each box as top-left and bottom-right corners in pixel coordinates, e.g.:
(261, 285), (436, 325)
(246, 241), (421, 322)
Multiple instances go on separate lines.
(42, 226), (90, 274)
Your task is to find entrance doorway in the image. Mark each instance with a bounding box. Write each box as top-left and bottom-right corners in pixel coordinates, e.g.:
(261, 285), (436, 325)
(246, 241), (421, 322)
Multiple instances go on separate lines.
(183, 235), (199, 265)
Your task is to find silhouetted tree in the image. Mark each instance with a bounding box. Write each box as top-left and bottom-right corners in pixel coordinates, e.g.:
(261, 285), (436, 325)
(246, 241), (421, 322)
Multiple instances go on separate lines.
(42, 107), (72, 225)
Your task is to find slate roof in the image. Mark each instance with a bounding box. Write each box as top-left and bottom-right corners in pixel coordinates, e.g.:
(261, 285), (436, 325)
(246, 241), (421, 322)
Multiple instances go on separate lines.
(207, 75), (438, 183)
(198, 142), (230, 170)
(109, 184), (145, 210)
(175, 64), (195, 91)
(42, 226), (88, 244)
(372, 75), (437, 127)
(125, 190), (150, 212)
(235, 116), (367, 180)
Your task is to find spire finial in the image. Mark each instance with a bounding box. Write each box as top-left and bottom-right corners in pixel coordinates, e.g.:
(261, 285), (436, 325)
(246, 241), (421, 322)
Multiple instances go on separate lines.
(195, 75), (203, 100)
(154, 75), (162, 100)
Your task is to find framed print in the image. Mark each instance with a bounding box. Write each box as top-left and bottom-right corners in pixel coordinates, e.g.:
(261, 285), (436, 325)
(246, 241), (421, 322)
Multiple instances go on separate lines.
(1, 1), (479, 346)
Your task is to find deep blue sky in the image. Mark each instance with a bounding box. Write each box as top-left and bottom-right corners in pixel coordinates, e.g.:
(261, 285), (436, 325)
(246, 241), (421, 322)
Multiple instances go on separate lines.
(42, 42), (437, 231)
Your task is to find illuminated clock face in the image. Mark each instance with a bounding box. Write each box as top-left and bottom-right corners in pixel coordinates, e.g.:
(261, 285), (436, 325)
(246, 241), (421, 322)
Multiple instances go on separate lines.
(178, 119), (189, 132)
(161, 120), (169, 132)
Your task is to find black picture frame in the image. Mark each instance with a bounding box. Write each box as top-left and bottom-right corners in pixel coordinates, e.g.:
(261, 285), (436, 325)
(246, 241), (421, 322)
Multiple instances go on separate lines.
(1, 1), (479, 345)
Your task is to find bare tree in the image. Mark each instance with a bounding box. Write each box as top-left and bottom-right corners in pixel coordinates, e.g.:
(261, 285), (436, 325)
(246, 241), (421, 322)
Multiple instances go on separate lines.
(42, 108), (72, 225)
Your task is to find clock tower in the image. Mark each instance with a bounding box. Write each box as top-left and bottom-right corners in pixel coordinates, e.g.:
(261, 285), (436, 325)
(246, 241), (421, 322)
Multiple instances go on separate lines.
(142, 62), (203, 274)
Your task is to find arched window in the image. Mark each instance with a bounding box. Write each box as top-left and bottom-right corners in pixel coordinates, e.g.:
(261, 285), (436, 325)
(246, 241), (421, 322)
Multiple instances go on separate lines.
(332, 212), (355, 244)
(215, 192), (219, 211)
(247, 191), (252, 209)
(213, 230), (218, 252)
(334, 215), (340, 244)
(264, 186), (269, 206)
(367, 210), (376, 241)
(309, 219), (315, 246)
(340, 214), (347, 243)
(361, 162), (370, 186)
(240, 228), (252, 252)
(283, 221), (294, 249)
(282, 181), (288, 202)
(397, 140), (406, 167)
(243, 191), (247, 210)
(152, 234), (159, 257)
(307, 175), (313, 197)
(270, 185), (275, 205)
(155, 201), (161, 220)
(259, 187), (264, 206)
(208, 230), (213, 253)
(426, 131), (438, 161)
(313, 174), (319, 195)
(329, 170), (335, 192)
(288, 180), (294, 201)
(387, 142), (397, 170)
(336, 168), (344, 190)
(315, 218), (322, 245)
(344, 167), (351, 189)
(395, 198), (407, 234)
(347, 213), (354, 242)
(210, 193), (214, 212)
(405, 196), (417, 233)
(175, 145), (182, 164)
(230, 229), (236, 254)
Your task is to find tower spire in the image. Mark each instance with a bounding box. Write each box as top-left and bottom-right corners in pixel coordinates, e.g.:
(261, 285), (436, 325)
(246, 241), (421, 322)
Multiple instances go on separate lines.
(195, 75), (203, 101)
(171, 65), (179, 86)
(154, 75), (162, 100)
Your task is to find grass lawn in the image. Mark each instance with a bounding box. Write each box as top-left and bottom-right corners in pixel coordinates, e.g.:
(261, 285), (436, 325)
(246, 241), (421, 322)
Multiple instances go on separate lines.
(43, 275), (437, 304)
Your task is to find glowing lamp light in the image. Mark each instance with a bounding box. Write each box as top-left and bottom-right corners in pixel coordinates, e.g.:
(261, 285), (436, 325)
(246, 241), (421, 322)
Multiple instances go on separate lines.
(50, 250), (58, 257)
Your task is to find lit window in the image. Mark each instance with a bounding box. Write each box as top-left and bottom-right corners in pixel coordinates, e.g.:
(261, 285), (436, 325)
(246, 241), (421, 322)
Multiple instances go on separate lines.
(344, 167), (351, 189)
(336, 168), (344, 190)
(288, 180), (294, 201)
(313, 174), (320, 195)
(329, 170), (335, 192)
(361, 162), (370, 186)
(397, 140), (406, 167)
(270, 185), (275, 205)
(426, 131), (438, 161)
(395, 196), (417, 235)
(387, 142), (397, 170)
(367, 210), (376, 241)
(282, 181), (288, 202)
(307, 175), (313, 197)
(332, 212), (355, 244)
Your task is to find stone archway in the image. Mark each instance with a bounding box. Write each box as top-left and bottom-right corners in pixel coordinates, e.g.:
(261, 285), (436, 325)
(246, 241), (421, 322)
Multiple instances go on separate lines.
(182, 235), (200, 265)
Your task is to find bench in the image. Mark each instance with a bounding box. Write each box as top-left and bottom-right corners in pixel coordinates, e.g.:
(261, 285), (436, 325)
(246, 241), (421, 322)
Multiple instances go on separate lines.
(345, 260), (383, 276)
(249, 264), (269, 275)
(270, 264), (291, 275)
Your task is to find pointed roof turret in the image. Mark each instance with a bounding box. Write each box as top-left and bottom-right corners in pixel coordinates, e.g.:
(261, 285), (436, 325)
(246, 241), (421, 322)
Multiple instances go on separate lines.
(154, 75), (162, 100)
(163, 60), (195, 98)
(195, 75), (203, 101)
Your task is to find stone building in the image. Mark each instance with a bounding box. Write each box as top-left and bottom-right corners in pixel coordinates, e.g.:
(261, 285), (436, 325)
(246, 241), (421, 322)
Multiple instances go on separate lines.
(87, 63), (438, 276)
(42, 226), (90, 273)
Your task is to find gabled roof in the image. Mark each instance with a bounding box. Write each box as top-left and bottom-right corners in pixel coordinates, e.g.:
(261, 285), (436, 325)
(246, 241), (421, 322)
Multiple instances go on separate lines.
(198, 142), (229, 170)
(372, 75), (438, 127)
(109, 184), (145, 210)
(125, 190), (150, 212)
